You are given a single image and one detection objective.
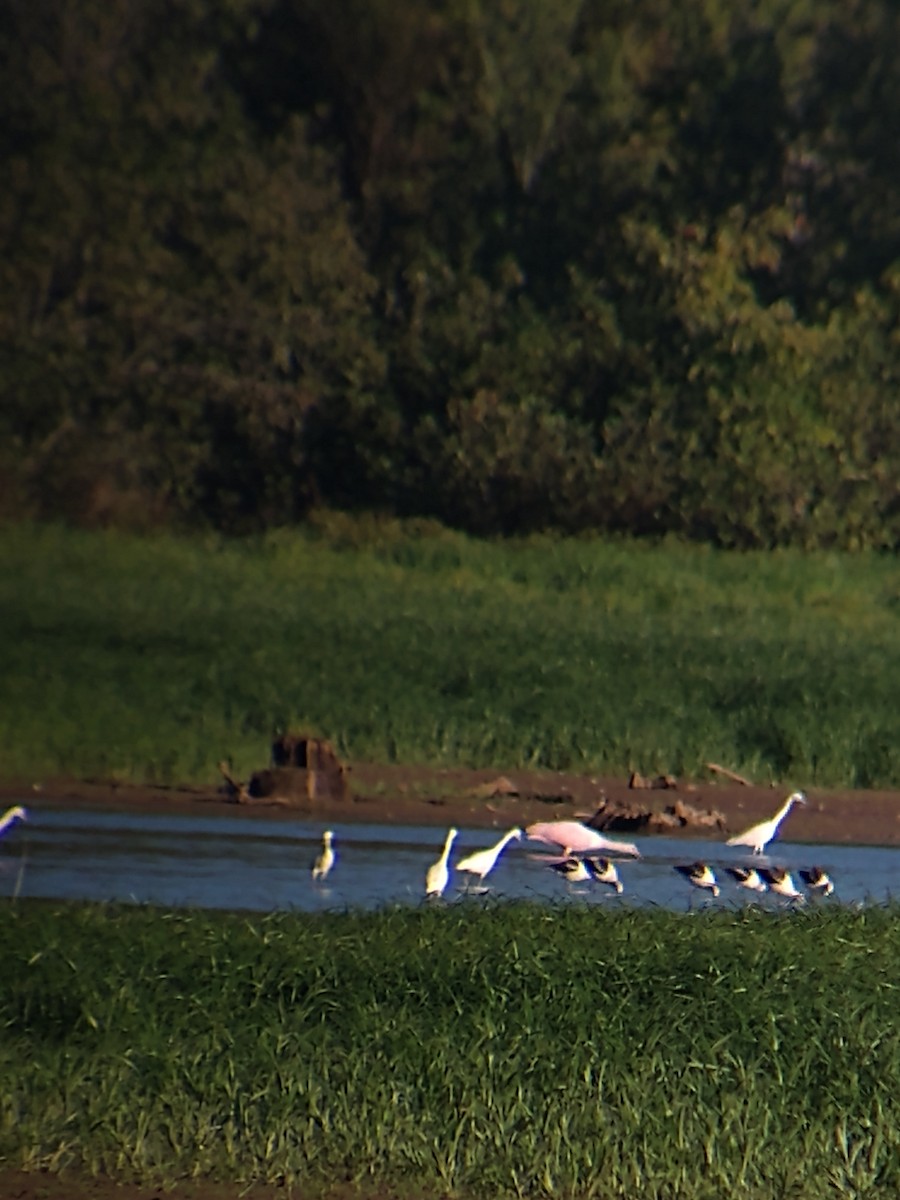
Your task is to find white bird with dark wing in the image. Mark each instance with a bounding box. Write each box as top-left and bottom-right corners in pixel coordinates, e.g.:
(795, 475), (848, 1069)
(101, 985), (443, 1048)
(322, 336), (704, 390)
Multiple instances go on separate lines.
(674, 861), (720, 898)
(425, 828), (458, 898)
(586, 856), (624, 894)
(311, 830), (336, 881)
(726, 791), (807, 855)
(0, 806), (27, 839)
(549, 856), (593, 884)
(725, 865), (768, 893)
(799, 866), (835, 897)
(759, 866), (805, 902)
(455, 827), (521, 889)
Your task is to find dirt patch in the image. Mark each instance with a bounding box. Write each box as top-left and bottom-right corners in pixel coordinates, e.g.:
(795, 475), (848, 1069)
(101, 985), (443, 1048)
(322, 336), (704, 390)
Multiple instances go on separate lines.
(4, 763), (900, 846)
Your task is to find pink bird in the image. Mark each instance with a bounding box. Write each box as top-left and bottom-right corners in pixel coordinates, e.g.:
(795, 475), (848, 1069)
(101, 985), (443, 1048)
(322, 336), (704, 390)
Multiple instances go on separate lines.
(525, 820), (640, 859)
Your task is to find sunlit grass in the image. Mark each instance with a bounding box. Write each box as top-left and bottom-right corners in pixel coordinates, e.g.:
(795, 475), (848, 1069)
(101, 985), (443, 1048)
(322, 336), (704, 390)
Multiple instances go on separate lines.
(2, 900), (900, 1198)
(1, 518), (900, 787)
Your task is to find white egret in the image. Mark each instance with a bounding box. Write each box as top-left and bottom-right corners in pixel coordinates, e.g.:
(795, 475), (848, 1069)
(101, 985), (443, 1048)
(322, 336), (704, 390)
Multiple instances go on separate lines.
(586, 857), (624, 894)
(0, 806), (26, 838)
(455, 828), (522, 888)
(725, 865), (768, 893)
(526, 819), (641, 859)
(674, 861), (720, 898)
(725, 791), (807, 855)
(311, 830), (336, 882)
(759, 866), (805, 902)
(549, 856), (593, 883)
(799, 866), (835, 897)
(425, 828), (458, 898)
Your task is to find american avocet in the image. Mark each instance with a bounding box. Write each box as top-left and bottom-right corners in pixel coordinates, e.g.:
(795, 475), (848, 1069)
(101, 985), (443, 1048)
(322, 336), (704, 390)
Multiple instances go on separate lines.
(799, 866), (835, 897)
(586, 856), (624, 894)
(725, 865), (768, 893)
(674, 861), (720, 898)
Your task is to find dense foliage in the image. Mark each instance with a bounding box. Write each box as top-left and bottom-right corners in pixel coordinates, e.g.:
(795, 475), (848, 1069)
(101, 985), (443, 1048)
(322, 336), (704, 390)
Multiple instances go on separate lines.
(4, 0), (900, 546)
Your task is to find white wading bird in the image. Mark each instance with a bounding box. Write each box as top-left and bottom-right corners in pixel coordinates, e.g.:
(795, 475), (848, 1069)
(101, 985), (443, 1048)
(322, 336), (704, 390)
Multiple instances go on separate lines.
(526, 820), (641, 859)
(799, 866), (835, 897)
(726, 791), (807, 855)
(0, 806), (27, 838)
(549, 856), (593, 883)
(586, 857), (624, 894)
(759, 866), (805, 902)
(674, 861), (720, 898)
(455, 827), (522, 889)
(725, 865), (768, 893)
(425, 828), (458, 898)
(311, 830), (336, 882)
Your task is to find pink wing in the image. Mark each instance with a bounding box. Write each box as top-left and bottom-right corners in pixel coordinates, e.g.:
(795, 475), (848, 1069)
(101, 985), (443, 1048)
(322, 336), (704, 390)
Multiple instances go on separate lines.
(525, 820), (640, 858)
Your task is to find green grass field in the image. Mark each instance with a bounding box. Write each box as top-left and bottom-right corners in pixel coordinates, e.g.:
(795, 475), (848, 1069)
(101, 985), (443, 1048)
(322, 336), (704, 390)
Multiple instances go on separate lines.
(2, 517), (900, 788)
(2, 900), (899, 1199)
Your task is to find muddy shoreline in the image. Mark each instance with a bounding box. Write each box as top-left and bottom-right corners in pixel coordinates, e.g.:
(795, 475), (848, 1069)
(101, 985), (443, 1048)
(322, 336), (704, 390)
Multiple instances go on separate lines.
(4, 763), (900, 847)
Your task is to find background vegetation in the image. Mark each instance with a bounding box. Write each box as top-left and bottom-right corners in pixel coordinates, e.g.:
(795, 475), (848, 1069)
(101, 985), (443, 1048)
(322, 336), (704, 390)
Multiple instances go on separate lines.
(3, 900), (900, 1199)
(4, 0), (900, 548)
(3, 521), (900, 789)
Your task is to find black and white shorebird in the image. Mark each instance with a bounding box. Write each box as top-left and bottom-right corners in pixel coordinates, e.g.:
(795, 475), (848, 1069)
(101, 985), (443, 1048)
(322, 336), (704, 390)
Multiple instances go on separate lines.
(759, 866), (805, 902)
(725, 865), (768, 893)
(726, 791), (807, 855)
(586, 856), (624, 894)
(674, 861), (720, 898)
(549, 856), (593, 884)
(799, 865), (835, 897)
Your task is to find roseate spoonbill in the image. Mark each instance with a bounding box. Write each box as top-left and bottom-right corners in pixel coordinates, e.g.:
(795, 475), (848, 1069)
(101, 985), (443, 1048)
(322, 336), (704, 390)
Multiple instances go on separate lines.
(759, 866), (804, 902)
(725, 865), (768, 893)
(455, 828), (521, 888)
(799, 866), (835, 897)
(549, 856), (592, 883)
(526, 820), (640, 859)
(425, 828), (458, 898)
(586, 857), (624, 894)
(674, 861), (720, 898)
(311, 830), (335, 881)
(0, 806), (26, 838)
(726, 791), (806, 855)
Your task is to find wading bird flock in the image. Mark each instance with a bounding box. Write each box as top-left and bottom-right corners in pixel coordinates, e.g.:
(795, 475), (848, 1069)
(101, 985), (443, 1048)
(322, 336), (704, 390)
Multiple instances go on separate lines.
(307, 790), (838, 905)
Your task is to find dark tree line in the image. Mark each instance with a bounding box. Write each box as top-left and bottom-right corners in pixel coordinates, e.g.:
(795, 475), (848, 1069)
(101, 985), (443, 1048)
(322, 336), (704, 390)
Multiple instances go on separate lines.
(3, 0), (900, 546)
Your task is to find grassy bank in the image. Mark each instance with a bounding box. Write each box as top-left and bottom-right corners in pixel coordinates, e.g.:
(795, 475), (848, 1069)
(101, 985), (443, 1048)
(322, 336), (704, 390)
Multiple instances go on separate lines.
(2, 900), (899, 1198)
(2, 519), (900, 788)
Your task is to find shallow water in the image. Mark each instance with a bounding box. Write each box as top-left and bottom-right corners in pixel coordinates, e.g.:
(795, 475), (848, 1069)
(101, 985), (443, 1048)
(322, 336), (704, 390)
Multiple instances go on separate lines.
(1, 804), (897, 913)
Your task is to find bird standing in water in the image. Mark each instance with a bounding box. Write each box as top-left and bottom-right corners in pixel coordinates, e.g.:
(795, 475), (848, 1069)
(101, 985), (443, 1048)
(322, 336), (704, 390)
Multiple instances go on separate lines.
(425, 828), (458, 898)
(800, 866), (835, 897)
(312, 830), (336, 882)
(725, 866), (768, 893)
(549, 857), (593, 884)
(455, 828), (522, 889)
(759, 866), (805, 903)
(674, 861), (720, 899)
(726, 791), (806, 855)
(0, 806), (27, 839)
(586, 857), (624, 894)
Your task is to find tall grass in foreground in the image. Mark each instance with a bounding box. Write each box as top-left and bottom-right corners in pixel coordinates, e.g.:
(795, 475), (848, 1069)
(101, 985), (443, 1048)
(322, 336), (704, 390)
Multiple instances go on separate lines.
(2, 901), (900, 1198)
(2, 518), (900, 787)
